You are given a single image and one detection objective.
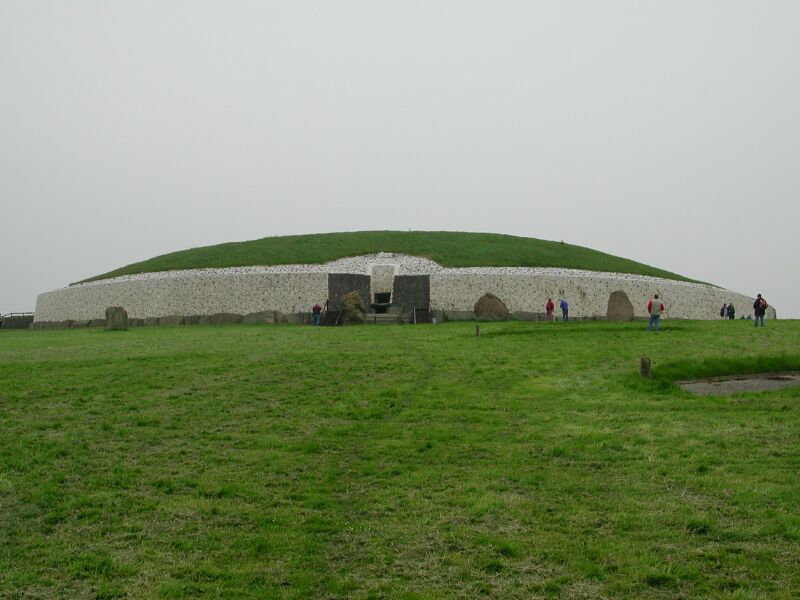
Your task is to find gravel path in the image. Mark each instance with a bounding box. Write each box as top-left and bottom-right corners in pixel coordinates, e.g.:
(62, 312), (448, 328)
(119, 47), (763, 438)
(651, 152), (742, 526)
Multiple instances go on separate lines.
(678, 372), (800, 395)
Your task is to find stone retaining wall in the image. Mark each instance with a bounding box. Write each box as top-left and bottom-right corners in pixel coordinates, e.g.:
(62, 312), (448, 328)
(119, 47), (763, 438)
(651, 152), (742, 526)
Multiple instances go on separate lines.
(429, 271), (758, 320)
(34, 254), (770, 323)
(35, 272), (327, 322)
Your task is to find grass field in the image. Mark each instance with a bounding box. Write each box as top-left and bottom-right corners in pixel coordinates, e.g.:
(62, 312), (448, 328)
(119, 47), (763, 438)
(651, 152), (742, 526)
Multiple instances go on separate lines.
(78, 231), (698, 284)
(1, 320), (799, 598)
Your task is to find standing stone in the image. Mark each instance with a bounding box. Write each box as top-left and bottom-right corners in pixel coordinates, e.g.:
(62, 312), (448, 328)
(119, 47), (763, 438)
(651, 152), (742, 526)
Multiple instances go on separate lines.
(341, 291), (367, 325)
(474, 293), (509, 321)
(607, 290), (634, 322)
(105, 306), (128, 330)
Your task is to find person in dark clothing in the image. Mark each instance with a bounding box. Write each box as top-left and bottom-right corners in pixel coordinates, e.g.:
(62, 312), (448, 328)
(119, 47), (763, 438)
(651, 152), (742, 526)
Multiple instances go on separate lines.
(720, 304), (727, 318)
(727, 303), (735, 320)
(753, 294), (768, 327)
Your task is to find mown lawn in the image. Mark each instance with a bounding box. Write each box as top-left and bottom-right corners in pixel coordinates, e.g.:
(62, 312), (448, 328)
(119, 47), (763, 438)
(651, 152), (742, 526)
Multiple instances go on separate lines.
(1, 320), (798, 599)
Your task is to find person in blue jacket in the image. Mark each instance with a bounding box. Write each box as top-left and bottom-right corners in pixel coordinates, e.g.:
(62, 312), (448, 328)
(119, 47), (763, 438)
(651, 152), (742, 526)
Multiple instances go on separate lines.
(559, 298), (569, 322)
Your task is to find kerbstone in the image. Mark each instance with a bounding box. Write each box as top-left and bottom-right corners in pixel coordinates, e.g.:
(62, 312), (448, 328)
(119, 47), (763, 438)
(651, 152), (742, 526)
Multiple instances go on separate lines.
(208, 313), (243, 325)
(242, 311), (277, 324)
(341, 292), (367, 325)
(474, 293), (510, 321)
(159, 315), (184, 326)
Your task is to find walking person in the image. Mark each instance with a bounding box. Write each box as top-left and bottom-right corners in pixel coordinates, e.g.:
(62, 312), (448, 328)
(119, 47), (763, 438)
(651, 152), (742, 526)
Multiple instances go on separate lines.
(559, 298), (569, 322)
(753, 294), (768, 327)
(646, 294), (665, 332)
(545, 298), (555, 322)
(727, 303), (735, 320)
(720, 304), (727, 319)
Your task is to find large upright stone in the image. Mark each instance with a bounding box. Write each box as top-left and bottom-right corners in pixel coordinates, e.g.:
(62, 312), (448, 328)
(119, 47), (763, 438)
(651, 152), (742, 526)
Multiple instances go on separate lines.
(607, 290), (634, 321)
(341, 291), (367, 325)
(474, 293), (509, 321)
(105, 306), (128, 330)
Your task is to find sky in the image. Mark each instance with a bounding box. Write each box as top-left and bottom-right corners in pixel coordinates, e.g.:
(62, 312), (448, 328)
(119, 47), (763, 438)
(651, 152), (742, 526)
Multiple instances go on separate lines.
(1, 1), (798, 317)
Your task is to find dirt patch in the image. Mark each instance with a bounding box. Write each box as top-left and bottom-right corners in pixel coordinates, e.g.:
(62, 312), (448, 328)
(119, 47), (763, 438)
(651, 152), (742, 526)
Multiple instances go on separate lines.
(678, 372), (800, 396)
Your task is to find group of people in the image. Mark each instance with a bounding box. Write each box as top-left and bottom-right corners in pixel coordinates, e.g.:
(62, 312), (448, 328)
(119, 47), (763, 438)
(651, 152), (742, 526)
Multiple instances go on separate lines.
(540, 292), (770, 331)
(719, 294), (770, 326)
(644, 292), (769, 333)
(545, 298), (570, 322)
(720, 303), (736, 320)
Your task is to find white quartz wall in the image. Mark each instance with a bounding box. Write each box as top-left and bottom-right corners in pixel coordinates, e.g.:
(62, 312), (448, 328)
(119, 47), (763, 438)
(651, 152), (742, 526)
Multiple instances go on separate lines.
(34, 254), (766, 322)
(430, 271), (757, 320)
(34, 272), (328, 321)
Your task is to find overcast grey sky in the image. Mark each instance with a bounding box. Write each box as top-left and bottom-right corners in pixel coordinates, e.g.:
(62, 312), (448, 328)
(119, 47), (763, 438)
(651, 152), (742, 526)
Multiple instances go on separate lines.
(1, 1), (798, 317)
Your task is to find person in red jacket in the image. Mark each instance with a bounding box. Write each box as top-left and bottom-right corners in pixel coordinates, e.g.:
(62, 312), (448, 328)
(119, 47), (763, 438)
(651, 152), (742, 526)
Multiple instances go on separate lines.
(646, 294), (665, 332)
(312, 302), (322, 326)
(545, 298), (555, 322)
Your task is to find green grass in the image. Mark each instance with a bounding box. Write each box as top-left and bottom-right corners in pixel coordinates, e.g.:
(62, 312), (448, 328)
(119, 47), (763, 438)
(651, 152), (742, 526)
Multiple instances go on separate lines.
(77, 231), (700, 284)
(1, 320), (799, 598)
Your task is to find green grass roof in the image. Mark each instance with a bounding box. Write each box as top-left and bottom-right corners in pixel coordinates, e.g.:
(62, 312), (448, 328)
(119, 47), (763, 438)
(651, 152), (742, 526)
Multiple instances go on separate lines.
(77, 231), (700, 284)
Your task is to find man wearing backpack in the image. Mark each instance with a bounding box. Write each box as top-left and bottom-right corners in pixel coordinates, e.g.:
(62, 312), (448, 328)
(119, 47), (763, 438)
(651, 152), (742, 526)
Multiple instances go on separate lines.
(753, 294), (768, 327)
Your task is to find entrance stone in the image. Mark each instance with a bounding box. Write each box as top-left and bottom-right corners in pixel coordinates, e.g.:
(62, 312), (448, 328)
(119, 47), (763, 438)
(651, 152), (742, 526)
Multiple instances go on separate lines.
(607, 290), (634, 321)
(105, 306), (128, 330)
(341, 291), (367, 325)
(474, 293), (509, 321)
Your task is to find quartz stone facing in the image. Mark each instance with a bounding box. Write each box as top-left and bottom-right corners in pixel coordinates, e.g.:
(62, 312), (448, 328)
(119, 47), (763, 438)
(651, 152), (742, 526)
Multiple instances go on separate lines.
(34, 254), (761, 323)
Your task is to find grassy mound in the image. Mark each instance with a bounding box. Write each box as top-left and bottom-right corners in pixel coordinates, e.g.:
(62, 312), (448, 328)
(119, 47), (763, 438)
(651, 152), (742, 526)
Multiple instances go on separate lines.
(77, 231), (700, 284)
(1, 320), (799, 597)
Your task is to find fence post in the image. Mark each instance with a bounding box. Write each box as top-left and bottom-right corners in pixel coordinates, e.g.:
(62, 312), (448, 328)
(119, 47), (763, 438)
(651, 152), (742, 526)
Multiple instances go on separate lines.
(640, 356), (652, 379)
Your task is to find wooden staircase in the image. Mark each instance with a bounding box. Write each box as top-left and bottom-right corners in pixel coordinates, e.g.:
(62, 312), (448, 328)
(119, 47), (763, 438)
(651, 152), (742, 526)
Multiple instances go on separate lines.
(321, 310), (342, 326)
(413, 307), (432, 324)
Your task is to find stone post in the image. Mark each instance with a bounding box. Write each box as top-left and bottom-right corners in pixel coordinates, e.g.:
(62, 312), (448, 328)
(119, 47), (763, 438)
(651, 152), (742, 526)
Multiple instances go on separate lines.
(640, 356), (652, 379)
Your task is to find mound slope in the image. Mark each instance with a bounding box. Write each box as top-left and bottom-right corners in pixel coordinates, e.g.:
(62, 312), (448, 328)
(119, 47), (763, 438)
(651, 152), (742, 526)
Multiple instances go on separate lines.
(77, 231), (699, 284)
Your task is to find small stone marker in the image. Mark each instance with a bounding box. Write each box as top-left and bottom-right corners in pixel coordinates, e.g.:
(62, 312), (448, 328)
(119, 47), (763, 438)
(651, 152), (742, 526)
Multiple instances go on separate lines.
(640, 356), (652, 379)
(475, 324), (480, 337)
(105, 306), (128, 330)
